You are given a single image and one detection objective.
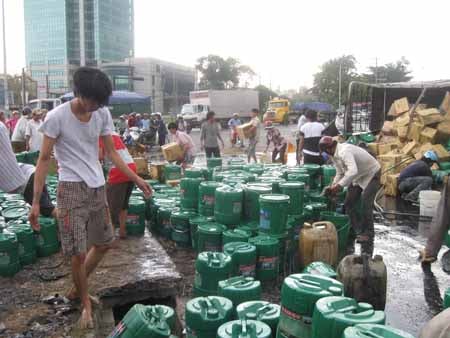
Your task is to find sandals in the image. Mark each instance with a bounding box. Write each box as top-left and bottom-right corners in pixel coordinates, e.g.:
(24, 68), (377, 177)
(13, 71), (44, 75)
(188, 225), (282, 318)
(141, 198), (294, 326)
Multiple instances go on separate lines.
(418, 249), (437, 264)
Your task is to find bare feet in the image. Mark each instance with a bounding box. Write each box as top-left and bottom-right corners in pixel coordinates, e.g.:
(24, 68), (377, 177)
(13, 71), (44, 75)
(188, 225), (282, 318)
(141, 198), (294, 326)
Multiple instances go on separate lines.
(67, 287), (100, 305)
(78, 306), (94, 330)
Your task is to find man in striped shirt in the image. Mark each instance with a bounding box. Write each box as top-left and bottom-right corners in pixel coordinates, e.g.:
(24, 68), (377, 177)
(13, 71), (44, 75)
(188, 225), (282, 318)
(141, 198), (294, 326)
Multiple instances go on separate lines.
(99, 133), (137, 239)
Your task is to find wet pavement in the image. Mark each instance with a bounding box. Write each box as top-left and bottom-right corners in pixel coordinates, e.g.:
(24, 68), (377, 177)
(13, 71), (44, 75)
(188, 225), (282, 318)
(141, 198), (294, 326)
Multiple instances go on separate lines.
(0, 233), (181, 338)
(374, 197), (449, 336)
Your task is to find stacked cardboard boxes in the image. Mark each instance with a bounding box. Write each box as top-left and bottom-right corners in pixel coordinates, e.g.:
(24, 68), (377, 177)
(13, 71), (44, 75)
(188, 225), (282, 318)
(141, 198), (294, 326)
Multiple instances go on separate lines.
(370, 93), (450, 196)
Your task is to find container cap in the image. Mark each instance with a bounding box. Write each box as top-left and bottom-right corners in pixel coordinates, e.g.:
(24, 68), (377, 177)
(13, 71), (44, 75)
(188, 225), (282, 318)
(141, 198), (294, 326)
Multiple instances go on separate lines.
(343, 324), (415, 338)
(217, 319), (271, 338)
(237, 301), (280, 323)
(259, 194), (290, 203)
(198, 222), (227, 234)
(2, 207), (30, 220)
(280, 182), (305, 189)
(281, 273), (343, 316)
(248, 235), (279, 246)
(223, 242), (256, 255)
(186, 296), (233, 330)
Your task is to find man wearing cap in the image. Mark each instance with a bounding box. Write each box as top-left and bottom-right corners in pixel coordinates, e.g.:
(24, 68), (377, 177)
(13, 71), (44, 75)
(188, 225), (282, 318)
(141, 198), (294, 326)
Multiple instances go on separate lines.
(319, 136), (381, 255)
(398, 150), (436, 203)
(25, 109), (44, 152)
(11, 107), (32, 152)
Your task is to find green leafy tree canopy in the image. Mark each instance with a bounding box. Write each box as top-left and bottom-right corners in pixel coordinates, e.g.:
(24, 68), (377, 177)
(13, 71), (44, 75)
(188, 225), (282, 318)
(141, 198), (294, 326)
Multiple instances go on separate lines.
(363, 57), (412, 83)
(196, 55), (255, 90)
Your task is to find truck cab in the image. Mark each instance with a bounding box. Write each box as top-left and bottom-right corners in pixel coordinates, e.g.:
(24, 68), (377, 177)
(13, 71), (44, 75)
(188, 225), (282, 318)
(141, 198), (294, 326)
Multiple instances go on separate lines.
(264, 98), (290, 124)
(180, 103), (210, 130)
(28, 98), (61, 111)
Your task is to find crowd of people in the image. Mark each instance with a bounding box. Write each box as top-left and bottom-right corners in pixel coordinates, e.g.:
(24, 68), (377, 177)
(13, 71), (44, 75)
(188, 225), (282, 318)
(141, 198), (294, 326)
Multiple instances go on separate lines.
(1, 107), (49, 153)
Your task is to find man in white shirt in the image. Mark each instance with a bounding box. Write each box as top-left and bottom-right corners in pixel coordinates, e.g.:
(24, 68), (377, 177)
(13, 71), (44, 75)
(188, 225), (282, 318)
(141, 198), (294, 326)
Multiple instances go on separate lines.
(0, 122), (55, 217)
(28, 67), (152, 329)
(25, 109), (44, 152)
(298, 110), (325, 165)
(11, 106), (32, 152)
(319, 136), (381, 255)
(247, 108), (261, 163)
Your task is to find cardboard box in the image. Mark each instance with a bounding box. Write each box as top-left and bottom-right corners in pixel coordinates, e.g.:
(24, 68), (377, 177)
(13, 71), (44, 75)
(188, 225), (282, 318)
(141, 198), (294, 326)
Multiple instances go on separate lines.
(432, 144), (450, 161)
(382, 121), (396, 135)
(401, 141), (419, 156)
(134, 157), (149, 176)
(384, 174), (400, 197)
(414, 143), (433, 160)
(378, 143), (398, 155)
(419, 127), (437, 144)
(378, 154), (403, 175)
(161, 142), (184, 162)
(440, 91), (450, 116)
(417, 108), (444, 126)
(436, 120), (450, 144)
(236, 122), (255, 139)
(394, 113), (410, 127)
(367, 143), (379, 156)
(408, 122), (425, 142)
(150, 162), (166, 181)
(388, 97), (409, 117)
(397, 126), (408, 139)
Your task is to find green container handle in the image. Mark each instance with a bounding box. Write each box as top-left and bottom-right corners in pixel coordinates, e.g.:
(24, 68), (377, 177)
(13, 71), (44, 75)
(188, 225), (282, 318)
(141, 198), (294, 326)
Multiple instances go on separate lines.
(198, 297), (226, 318)
(232, 320), (256, 338)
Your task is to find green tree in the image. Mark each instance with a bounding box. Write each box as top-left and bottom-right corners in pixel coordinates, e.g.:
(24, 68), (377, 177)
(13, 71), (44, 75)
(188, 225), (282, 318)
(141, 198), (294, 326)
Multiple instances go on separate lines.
(312, 55), (358, 108)
(363, 57), (412, 83)
(254, 85), (279, 112)
(196, 55), (255, 90)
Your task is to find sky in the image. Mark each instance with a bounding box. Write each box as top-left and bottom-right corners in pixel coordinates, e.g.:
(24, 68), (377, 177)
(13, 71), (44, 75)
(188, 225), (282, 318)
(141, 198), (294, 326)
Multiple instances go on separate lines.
(2, 0), (449, 91)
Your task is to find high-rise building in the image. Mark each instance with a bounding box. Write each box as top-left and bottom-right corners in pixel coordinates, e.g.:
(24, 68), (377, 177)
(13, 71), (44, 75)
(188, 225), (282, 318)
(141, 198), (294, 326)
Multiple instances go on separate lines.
(24, 0), (134, 98)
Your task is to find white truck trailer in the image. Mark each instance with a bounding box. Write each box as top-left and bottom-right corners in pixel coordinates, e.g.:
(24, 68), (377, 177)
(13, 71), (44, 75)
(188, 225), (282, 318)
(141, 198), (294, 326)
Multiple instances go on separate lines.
(180, 89), (259, 130)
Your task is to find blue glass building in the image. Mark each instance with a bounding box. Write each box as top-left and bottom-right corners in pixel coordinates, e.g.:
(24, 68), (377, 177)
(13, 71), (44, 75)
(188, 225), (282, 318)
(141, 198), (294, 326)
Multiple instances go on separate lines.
(24, 0), (134, 98)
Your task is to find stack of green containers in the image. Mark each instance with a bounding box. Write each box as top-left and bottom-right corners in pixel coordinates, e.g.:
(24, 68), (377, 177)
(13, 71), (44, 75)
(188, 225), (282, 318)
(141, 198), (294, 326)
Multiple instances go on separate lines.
(217, 276), (261, 309)
(277, 273), (344, 338)
(198, 181), (222, 216)
(248, 235), (279, 281)
(259, 194), (290, 235)
(185, 296), (234, 338)
(8, 223), (36, 265)
(197, 223), (227, 252)
(126, 198), (146, 236)
(194, 252), (232, 296)
(214, 186), (243, 226)
(223, 242), (257, 277)
(189, 215), (214, 251)
(157, 206), (175, 239)
(35, 217), (60, 257)
(302, 164), (321, 189)
(0, 229), (20, 277)
(312, 296), (385, 338)
(237, 301), (280, 335)
(279, 182), (305, 215)
(321, 165), (336, 187)
(180, 178), (203, 211)
(223, 228), (251, 245)
(185, 167), (205, 179)
(110, 304), (174, 338)
(244, 185), (272, 222)
(343, 324), (415, 338)
(207, 157), (222, 169)
(217, 319), (272, 338)
(171, 210), (196, 247)
(320, 211), (350, 255)
(164, 164), (182, 181)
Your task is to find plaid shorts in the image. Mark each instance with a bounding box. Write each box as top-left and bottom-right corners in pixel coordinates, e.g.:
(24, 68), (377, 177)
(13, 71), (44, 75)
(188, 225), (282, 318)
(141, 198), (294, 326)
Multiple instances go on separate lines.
(57, 181), (114, 256)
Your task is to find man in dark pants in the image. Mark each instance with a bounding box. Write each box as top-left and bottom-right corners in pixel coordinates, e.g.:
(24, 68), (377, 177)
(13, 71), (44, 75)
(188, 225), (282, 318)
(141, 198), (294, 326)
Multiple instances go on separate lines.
(297, 109), (325, 165)
(398, 150), (436, 203)
(200, 111), (224, 158)
(319, 136), (381, 255)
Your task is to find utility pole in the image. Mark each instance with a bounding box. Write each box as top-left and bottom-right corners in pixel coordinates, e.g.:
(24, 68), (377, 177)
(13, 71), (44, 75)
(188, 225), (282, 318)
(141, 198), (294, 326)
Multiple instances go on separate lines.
(79, 0), (86, 66)
(338, 61), (342, 108)
(21, 68), (26, 106)
(45, 74), (49, 98)
(375, 57), (378, 84)
(2, 0), (8, 112)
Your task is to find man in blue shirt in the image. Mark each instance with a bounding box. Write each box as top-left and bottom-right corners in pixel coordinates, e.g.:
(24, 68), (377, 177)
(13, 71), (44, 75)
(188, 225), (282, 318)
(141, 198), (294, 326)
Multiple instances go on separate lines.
(398, 150), (437, 202)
